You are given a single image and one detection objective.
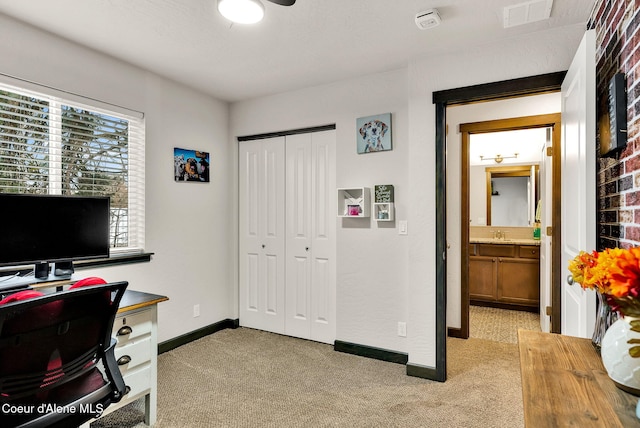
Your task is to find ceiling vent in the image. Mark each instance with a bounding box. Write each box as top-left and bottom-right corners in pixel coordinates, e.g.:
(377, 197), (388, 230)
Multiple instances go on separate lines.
(503, 0), (553, 28)
(415, 9), (441, 30)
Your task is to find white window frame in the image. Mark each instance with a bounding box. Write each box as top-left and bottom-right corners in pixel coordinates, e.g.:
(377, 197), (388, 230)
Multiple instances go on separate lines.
(0, 74), (145, 255)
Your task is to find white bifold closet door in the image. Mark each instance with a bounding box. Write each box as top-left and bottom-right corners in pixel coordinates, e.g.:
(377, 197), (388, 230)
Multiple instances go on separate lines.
(284, 131), (336, 344)
(239, 130), (336, 344)
(239, 137), (286, 334)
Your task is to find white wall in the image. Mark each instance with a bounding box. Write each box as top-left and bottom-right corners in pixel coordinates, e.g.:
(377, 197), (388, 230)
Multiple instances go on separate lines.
(230, 70), (411, 353)
(0, 14), (233, 343)
(469, 165), (488, 225)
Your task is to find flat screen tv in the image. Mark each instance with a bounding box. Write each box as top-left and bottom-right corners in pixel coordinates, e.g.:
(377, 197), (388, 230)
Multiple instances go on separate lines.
(0, 194), (110, 279)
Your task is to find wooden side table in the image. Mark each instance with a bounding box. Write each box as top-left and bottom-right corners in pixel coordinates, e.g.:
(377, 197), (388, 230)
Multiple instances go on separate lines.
(518, 329), (640, 427)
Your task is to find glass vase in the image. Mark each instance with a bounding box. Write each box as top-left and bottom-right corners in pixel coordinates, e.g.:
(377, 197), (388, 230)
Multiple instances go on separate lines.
(592, 291), (619, 352)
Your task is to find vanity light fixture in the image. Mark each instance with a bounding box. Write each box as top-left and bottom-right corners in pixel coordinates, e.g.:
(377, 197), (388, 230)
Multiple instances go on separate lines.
(479, 153), (519, 164)
(218, 0), (265, 24)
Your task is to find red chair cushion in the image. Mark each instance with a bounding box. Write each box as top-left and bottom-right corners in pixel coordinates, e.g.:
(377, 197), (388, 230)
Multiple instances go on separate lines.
(70, 277), (107, 289)
(0, 290), (44, 305)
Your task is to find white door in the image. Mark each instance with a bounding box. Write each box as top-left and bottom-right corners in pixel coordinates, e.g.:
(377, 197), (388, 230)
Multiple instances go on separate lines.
(539, 130), (552, 333)
(561, 30), (596, 337)
(285, 131), (336, 344)
(239, 137), (286, 334)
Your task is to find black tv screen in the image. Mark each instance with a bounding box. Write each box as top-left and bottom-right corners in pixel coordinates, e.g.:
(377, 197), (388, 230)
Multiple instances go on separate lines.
(0, 194), (110, 267)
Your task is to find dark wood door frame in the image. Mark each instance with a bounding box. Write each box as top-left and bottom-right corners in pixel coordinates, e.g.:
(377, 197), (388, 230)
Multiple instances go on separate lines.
(431, 71), (565, 382)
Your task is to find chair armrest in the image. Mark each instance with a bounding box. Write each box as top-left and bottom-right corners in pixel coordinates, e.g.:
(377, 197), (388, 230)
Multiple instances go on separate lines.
(102, 337), (127, 403)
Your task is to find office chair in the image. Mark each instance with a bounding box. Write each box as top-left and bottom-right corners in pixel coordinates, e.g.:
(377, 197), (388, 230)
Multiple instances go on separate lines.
(0, 281), (128, 427)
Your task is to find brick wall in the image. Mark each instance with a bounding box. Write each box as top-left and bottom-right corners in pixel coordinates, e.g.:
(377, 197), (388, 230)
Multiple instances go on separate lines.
(592, 0), (640, 249)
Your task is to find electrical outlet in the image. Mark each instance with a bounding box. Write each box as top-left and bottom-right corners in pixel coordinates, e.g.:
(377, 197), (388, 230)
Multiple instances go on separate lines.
(193, 304), (200, 318)
(397, 321), (407, 337)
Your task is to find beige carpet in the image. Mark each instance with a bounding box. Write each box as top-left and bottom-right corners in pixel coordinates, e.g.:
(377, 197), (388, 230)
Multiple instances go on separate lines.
(93, 324), (525, 428)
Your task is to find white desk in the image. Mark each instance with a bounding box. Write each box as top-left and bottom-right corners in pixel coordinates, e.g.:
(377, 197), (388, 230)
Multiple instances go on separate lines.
(78, 289), (167, 427)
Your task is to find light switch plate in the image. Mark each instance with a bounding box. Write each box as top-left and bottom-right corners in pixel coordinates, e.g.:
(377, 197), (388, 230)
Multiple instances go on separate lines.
(399, 220), (408, 235)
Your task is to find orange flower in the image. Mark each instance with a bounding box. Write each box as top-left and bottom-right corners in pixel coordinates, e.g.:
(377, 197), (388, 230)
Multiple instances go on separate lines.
(569, 247), (640, 317)
(607, 247), (640, 298)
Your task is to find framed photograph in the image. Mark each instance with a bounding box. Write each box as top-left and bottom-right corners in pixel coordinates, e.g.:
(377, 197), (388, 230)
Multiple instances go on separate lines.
(356, 113), (392, 154)
(174, 147), (210, 182)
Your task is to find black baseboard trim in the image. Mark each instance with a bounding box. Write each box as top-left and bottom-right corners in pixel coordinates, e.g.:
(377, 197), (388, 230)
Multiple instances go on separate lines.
(158, 318), (239, 354)
(334, 340), (408, 365)
(406, 363), (441, 381)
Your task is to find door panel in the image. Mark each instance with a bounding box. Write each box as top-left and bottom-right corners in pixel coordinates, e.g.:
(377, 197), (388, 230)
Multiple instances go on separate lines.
(309, 131), (335, 343)
(561, 30), (596, 337)
(285, 131), (336, 344)
(239, 137), (286, 333)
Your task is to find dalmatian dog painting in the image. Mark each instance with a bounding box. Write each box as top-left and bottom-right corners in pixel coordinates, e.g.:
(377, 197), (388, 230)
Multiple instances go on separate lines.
(356, 113), (392, 154)
(174, 147), (211, 182)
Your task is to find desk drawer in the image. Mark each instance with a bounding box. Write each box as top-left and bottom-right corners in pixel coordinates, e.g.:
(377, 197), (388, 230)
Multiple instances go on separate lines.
(519, 245), (540, 259)
(478, 244), (516, 258)
(113, 309), (152, 344)
(121, 365), (151, 400)
(115, 335), (151, 374)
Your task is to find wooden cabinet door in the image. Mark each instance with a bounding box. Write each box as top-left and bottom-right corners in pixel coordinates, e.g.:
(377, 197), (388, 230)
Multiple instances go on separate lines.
(469, 256), (497, 301)
(497, 258), (540, 307)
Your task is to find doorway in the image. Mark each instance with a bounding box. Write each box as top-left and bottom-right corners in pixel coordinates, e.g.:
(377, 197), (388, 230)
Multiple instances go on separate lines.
(432, 72), (566, 381)
(457, 114), (561, 340)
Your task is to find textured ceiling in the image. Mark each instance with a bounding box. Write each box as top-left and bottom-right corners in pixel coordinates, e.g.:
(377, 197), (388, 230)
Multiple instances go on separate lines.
(0, 0), (595, 102)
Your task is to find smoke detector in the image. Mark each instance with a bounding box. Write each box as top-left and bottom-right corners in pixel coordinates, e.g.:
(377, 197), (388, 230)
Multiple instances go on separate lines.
(415, 9), (441, 30)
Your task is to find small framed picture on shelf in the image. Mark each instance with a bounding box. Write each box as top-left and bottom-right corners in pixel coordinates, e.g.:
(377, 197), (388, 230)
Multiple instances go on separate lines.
(356, 113), (392, 154)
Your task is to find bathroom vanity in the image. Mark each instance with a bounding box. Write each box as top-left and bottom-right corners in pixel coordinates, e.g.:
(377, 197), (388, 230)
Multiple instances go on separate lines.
(469, 238), (540, 311)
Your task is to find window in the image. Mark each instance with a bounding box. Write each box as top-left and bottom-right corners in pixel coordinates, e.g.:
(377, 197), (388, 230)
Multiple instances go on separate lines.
(0, 81), (145, 254)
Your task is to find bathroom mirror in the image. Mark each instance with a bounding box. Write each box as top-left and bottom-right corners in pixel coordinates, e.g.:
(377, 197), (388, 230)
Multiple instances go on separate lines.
(484, 165), (538, 226)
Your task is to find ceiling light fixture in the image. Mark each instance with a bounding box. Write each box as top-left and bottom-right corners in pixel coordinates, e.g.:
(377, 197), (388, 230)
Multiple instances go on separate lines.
(218, 0), (265, 24)
(479, 153), (519, 164)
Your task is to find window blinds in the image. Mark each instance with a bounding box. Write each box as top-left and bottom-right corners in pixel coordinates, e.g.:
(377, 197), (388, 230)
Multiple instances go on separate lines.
(0, 83), (145, 253)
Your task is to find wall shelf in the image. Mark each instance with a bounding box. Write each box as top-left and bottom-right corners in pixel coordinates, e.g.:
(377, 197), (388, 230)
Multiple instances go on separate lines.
(337, 187), (370, 218)
(374, 202), (394, 221)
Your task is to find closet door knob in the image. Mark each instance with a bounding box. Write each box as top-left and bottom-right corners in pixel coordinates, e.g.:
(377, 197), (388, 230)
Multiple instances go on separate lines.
(262, 244), (265, 249)
(305, 247), (309, 251)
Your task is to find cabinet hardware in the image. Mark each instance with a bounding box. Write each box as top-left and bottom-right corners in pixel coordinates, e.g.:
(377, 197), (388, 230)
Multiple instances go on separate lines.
(117, 355), (132, 366)
(117, 326), (132, 336)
